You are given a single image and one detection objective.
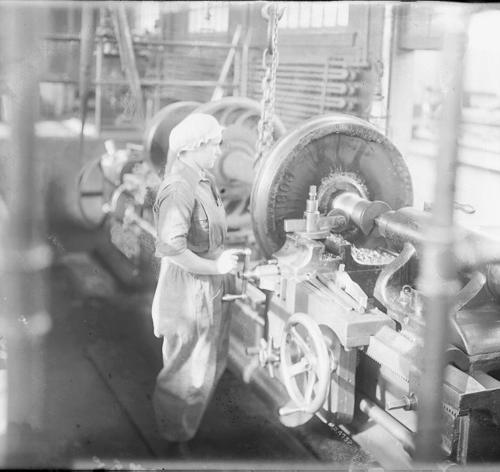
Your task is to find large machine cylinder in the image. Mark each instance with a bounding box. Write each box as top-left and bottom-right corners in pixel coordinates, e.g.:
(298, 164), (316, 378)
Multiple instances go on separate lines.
(376, 207), (429, 249)
(375, 207), (500, 297)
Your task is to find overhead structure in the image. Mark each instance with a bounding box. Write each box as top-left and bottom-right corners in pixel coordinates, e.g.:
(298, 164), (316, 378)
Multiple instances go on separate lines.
(254, 2), (285, 170)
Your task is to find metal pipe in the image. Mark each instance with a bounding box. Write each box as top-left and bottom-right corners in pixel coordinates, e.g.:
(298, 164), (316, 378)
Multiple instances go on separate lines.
(414, 5), (471, 463)
(379, 3), (395, 134)
(0, 5), (51, 467)
(376, 208), (500, 266)
(92, 79), (238, 87)
(95, 33), (104, 135)
(38, 78), (238, 87)
(359, 397), (415, 455)
(212, 24), (243, 101)
(375, 207), (429, 248)
(240, 28), (252, 97)
(41, 34), (238, 49)
(111, 4), (145, 123)
(123, 208), (156, 238)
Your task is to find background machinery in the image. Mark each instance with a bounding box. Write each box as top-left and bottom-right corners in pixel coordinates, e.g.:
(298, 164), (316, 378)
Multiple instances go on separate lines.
(76, 96), (285, 286)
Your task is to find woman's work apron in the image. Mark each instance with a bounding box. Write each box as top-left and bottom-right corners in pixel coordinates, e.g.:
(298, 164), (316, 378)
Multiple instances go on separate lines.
(151, 162), (230, 441)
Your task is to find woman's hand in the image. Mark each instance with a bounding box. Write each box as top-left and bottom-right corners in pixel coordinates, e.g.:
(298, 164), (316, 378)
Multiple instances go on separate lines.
(215, 249), (240, 274)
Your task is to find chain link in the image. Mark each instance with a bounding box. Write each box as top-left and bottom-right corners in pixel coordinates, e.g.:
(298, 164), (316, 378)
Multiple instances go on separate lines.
(254, 3), (283, 169)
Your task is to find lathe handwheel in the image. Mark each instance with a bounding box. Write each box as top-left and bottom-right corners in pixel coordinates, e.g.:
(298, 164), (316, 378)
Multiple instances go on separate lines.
(76, 156), (108, 229)
(280, 313), (331, 415)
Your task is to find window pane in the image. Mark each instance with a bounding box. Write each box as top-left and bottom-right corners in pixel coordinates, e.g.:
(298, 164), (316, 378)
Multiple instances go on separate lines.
(299, 2), (312, 28)
(187, 7), (197, 32)
(337, 4), (350, 26)
(214, 7), (222, 31)
(281, 2), (291, 28)
(137, 2), (160, 33)
(279, 1), (347, 30)
(311, 3), (323, 28)
(323, 3), (338, 27)
(218, 4), (229, 32)
(287, 3), (300, 28)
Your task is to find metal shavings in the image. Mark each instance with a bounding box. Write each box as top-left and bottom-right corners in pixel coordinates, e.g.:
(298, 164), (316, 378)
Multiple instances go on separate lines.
(351, 246), (396, 266)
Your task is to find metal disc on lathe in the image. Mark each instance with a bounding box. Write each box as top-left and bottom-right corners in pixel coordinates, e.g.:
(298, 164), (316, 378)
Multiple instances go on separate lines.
(250, 113), (414, 257)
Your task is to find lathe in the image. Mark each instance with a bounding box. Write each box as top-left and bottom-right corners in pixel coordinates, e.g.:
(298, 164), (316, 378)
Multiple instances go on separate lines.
(77, 109), (500, 465)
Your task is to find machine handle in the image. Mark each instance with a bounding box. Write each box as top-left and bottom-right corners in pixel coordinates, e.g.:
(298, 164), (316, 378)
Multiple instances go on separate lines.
(424, 200), (476, 215)
(222, 248), (252, 301)
(454, 201), (476, 214)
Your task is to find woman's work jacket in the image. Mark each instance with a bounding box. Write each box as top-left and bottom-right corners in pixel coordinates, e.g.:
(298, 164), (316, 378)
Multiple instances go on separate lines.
(151, 159), (227, 339)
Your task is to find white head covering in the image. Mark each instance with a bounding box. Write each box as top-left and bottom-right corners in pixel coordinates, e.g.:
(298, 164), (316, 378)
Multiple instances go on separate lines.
(169, 113), (224, 157)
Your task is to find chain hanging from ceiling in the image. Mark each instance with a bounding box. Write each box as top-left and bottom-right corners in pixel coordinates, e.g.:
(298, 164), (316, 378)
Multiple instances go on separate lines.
(254, 2), (285, 169)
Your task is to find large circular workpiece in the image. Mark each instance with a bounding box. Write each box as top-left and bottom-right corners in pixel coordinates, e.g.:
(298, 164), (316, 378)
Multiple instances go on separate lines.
(143, 101), (200, 175)
(195, 97), (286, 230)
(251, 113), (414, 256)
(280, 313), (332, 419)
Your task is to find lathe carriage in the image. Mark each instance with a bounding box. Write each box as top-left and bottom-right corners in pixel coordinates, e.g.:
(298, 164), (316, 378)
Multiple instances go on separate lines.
(77, 103), (500, 465)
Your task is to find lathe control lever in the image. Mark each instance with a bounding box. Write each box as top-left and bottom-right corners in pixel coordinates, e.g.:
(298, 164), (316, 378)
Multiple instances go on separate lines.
(222, 248), (252, 301)
(245, 337), (280, 378)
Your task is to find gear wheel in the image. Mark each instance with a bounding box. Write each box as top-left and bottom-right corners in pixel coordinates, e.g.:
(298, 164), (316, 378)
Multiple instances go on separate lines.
(317, 171), (369, 215)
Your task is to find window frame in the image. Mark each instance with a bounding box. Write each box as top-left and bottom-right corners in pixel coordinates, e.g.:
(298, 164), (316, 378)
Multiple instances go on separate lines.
(278, 2), (351, 32)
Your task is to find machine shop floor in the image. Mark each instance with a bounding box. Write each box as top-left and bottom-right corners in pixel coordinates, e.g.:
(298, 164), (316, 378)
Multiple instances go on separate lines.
(38, 224), (372, 469)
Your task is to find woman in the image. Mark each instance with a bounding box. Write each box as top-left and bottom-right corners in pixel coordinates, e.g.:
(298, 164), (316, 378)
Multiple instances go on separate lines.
(151, 113), (239, 442)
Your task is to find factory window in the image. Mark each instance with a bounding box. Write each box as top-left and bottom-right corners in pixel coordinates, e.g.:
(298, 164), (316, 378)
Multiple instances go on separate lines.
(135, 2), (161, 35)
(188, 2), (229, 34)
(279, 2), (350, 29)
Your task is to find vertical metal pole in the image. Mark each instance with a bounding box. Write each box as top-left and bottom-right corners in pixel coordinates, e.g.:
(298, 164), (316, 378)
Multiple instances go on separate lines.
(378, 3), (394, 134)
(211, 24), (243, 101)
(95, 34), (104, 136)
(0, 5), (52, 468)
(79, 5), (98, 154)
(233, 44), (241, 97)
(240, 28), (252, 98)
(414, 5), (471, 463)
(111, 4), (145, 124)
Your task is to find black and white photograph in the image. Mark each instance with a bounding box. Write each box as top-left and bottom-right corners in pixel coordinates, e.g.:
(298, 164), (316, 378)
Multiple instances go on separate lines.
(1, 1), (500, 470)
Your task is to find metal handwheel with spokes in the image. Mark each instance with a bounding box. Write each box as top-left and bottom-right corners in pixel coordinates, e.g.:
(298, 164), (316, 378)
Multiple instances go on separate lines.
(279, 312), (333, 416)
